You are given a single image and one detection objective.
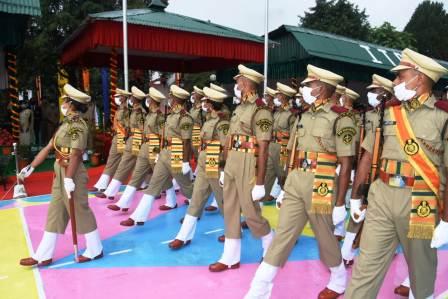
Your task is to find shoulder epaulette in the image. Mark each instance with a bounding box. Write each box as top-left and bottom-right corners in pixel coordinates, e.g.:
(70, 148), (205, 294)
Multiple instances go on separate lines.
(435, 100), (448, 113)
(331, 105), (349, 114)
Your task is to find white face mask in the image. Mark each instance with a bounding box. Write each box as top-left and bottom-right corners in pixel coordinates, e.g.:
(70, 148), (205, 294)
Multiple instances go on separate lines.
(234, 84), (242, 99)
(302, 86), (318, 105)
(295, 98), (302, 107)
(233, 96), (241, 105)
(394, 76), (417, 102)
(339, 97), (344, 107)
(190, 96), (195, 104)
(367, 92), (380, 108)
(114, 96), (122, 106)
(61, 105), (69, 116)
(273, 98), (282, 107)
(262, 98), (267, 105)
(145, 98), (150, 108)
(201, 102), (209, 112)
(167, 99), (173, 107)
(127, 98), (133, 107)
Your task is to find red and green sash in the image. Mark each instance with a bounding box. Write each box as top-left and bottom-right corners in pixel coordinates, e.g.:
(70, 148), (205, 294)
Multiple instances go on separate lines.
(390, 106), (439, 239)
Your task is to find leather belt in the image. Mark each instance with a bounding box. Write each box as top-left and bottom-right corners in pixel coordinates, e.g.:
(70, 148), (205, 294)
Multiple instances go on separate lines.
(379, 170), (415, 188)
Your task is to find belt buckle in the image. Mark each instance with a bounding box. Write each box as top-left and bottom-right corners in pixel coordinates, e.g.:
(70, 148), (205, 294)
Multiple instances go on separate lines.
(389, 175), (405, 188)
(233, 139), (241, 149)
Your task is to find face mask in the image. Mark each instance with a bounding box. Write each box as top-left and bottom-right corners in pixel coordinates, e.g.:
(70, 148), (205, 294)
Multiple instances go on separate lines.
(302, 86), (318, 105)
(394, 76), (418, 102)
(127, 98), (133, 107)
(339, 97), (344, 107)
(190, 96), (195, 104)
(61, 105), (69, 116)
(145, 98), (150, 108)
(167, 99), (173, 107)
(367, 92), (380, 108)
(262, 98), (267, 105)
(295, 98), (302, 107)
(114, 96), (122, 106)
(201, 102), (209, 112)
(234, 84), (242, 99)
(233, 96), (241, 105)
(273, 98), (282, 107)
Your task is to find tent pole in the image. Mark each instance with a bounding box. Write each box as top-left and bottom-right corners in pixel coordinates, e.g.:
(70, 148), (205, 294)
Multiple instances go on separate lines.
(123, 0), (129, 91)
(263, 0), (269, 94)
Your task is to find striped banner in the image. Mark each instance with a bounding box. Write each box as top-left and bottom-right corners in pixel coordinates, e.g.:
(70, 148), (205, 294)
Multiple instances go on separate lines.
(192, 124), (201, 148)
(131, 128), (143, 156)
(170, 137), (183, 173)
(205, 140), (221, 178)
(146, 133), (160, 162)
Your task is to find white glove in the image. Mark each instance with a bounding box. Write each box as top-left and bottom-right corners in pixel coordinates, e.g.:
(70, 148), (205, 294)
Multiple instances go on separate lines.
(276, 190), (285, 210)
(18, 165), (34, 180)
(332, 205), (347, 225)
(182, 162), (191, 175)
(63, 178), (75, 199)
(154, 154), (159, 163)
(431, 220), (448, 248)
(219, 171), (225, 187)
(350, 199), (366, 223)
(251, 185), (265, 202)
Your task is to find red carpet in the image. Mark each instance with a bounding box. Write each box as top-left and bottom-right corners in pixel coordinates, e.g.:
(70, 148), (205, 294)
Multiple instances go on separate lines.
(0, 164), (105, 200)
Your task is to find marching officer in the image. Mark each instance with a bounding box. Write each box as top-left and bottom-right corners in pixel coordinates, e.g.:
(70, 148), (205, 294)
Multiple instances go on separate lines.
(107, 87), (175, 212)
(91, 88), (131, 192)
(119, 85), (194, 226)
(19, 84), (103, 266)
(97, 86), (146, 200)
(346, 49), (448, 299)
(208, 64), (274, 272)
(264, 82), (297, 203)
(264, 87), (277, 110)
(190, 86), (206, 160)
(245, 65), (356, 299)
(340, 74), (394, 266)
(168, 87), (230, 249)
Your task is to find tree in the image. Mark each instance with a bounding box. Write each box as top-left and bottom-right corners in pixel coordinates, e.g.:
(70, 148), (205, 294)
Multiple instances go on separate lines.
(299, 0), (370, 40)
(368, 22), (416, 50)
(404, 1), (448, 60)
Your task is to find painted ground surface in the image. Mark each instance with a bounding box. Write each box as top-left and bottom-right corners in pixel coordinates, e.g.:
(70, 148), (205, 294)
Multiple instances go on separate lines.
(1, 190), (448, 299)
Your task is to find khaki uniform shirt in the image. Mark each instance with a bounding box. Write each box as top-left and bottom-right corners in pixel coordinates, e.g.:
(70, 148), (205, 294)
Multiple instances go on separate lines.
(165, 105), (193, 141)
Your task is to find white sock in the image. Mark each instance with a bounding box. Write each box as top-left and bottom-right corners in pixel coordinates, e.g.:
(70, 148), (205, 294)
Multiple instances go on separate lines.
(32, 231), (58, 262)
(172, 178), (180, 191)
(82, 152), (88, 161)
(140, 180), (148, 190)
(82, 229), (103, 259)
(327, 262), (347, 294)
(210, 196), (219, 208)
(218, 238), (241, 266)
(269, 178), (282, 198)
(116, 186), (137, 209)
(401, 276), (410, 287)
(262, 230), (275, 257)
(175, 214), (198, 241)
(334, 221), (346, 238)
(244, 262), (278, 299)
(165, 187), (177, 207)
(341, 232), (356, 261)
(104, 179), (122, 197)
(94, 174), (110, 190)
(130, 194), (155, 222)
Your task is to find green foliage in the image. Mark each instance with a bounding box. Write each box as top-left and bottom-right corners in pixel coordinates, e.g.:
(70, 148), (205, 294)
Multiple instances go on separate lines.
(368, 22), (416, 50)
(404, 1), (448, 60)
(299, 0), (371, 40)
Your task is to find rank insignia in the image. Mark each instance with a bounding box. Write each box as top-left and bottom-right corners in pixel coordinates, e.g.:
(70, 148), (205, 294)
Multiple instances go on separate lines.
(256, 119), (273, 132)
(404, 138), (419, 156)
(416, 200), (431, 218)
(317, 182), (329, 196)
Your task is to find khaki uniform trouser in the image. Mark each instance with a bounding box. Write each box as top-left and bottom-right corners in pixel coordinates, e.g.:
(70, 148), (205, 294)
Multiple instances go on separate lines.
(187, 151), (224, 218)
(104, 135), (123, 176)
(264, 142), (285, 196)
(143, 148), (193, 198)
(345, 179), (437, 299)
(223, 150), (271, 239)
(113, 137), (138, 182)
(45, 162), (97, 234)
(347, 217), (362, 234)
(264, 169), (341, 268)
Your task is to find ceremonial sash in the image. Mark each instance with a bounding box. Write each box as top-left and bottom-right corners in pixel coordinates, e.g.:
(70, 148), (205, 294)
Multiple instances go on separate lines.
(131, 128), (143, 156)
(390, 106), (439, 239)
(170, 137), (183, 173)
(276, 131), (290, 168)
(146, 133), (160, 162)
(205, 140), (221, 179)
(116, 123), (126, 154)
(192, 125), (201, 148)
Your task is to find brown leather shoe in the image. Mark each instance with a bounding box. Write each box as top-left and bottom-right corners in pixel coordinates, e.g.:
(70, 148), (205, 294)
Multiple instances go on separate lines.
(336, 235), (344, 242)
(343, 259), (354, 267)
(96, 192), (107, 198)
(168, 239), (191, 250)
(217, 235), (225, 243)
(209, 262), (240, 272)
(108, 204), (128, 212)
(159, 204), (178, 211)
(263, 195), (275, 203)
(89, 187), (103, 192)
(77, 251), (104, 263)
(318, 287), (343, 299)
(20, 257), (52, 267)
(394, 285), (410, 297)
(205, 205), (218, 212)
(184, 199), (190, 205)
(120, 218), (144, 226)
(241, 221), (249, 229)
